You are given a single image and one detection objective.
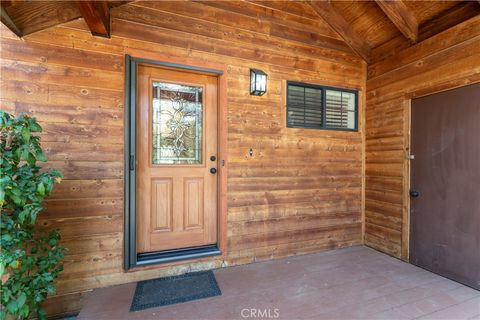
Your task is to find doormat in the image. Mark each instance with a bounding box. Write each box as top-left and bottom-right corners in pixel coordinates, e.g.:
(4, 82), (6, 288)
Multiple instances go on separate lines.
(130, 270), (221, 312)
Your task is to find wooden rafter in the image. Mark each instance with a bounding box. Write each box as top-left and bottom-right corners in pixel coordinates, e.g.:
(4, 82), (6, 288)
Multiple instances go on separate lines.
(75, 1), (110, 38)
(308, 1), (370, 62)
(0, 3), (22, 37)
(375, 0), (418, 43)
(418, 2), (480, 42)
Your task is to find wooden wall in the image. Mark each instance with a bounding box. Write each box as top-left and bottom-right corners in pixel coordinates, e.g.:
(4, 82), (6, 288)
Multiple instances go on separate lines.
(365, 16), (480, 259)
(0, 1), (365, 316)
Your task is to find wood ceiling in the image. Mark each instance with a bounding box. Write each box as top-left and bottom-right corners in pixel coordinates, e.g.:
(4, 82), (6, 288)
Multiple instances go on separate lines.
(1, 1), (479, 64)
(327, 0), (480, 62)
(0, 0), (127, 38)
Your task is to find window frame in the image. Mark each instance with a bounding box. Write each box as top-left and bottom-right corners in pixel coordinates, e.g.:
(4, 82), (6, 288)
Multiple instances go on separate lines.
(286, 81), (359, 132)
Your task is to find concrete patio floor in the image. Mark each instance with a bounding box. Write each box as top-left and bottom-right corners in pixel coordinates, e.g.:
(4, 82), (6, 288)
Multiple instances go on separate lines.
(78, 246), (480, 320)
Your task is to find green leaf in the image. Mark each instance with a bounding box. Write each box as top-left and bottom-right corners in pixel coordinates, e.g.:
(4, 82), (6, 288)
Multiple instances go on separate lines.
(19, 304), (30, 318)
(0, 261), (5, 276)
(30, 122), (42, 133)
(16, 292), (27, 308)
(37, 182), (45, 196)
(18, 210), (28, 224)
(38, 308), (47, 320)
(37, 151), (46, 162)
(21, 127), (31, 142)
(21, 147), (29, 161)
(27, 152), (36, 166)
(1, 234), (12, 242)
(0, 176), (10, 184)
(48, 238), (58, 247)
(10, 194), (22, 205)
(6, 299), (18, 314)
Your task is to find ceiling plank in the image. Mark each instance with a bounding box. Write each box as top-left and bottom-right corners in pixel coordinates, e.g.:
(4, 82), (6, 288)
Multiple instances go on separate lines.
(375, 0), (418, 43)
(6, 1), (82, 37)
(0, 4), (22, 37)
(75, 1), (110, 38)
(418, 2), (480, 42)
(308, 1), (370, 62)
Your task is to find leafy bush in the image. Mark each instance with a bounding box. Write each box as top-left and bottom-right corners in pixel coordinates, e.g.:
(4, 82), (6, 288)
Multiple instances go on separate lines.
(0, 111), (65, 320)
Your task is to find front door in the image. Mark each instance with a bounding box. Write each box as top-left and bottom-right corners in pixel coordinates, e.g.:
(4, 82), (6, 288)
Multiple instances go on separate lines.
(136, 64), (218, 253)
(410, 83), (480, 289)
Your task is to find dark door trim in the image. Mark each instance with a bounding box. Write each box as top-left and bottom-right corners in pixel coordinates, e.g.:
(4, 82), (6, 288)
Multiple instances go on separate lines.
(124, 54), (228, 270)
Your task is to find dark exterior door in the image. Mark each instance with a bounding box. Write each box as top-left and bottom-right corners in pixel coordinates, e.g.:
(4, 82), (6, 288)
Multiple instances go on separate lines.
(410, 83), (480, 290)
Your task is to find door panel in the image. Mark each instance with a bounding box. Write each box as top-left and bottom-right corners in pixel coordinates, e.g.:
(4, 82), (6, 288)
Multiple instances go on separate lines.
(410, 83), (480, 290)
(184, 178), (204, 230)
(136, 64), (218, 253)
(151, 178), (172, 232)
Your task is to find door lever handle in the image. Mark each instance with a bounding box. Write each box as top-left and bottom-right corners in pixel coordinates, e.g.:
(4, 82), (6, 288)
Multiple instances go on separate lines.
(410, 190), (420, 198)
(210, 168), (217, 174)
(129, 155), (135, 171)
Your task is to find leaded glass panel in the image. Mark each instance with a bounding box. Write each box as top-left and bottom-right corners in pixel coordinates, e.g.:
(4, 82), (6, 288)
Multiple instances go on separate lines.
(152, 82), (203, 164)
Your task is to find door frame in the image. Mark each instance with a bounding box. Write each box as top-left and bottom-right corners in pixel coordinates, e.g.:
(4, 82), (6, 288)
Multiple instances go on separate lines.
(123, 50), (228, 270)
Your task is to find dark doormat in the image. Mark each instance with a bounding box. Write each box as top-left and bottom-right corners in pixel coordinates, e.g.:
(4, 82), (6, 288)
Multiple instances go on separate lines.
(130, 270), (221, 312)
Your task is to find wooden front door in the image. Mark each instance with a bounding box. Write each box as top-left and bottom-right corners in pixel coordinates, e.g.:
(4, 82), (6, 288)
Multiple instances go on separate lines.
(410, 83), (480, 290)
(136, 64), (218, 253)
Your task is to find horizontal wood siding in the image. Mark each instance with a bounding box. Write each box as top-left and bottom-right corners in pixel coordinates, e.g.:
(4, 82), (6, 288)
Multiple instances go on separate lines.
(365, 16), (480, 259)
(0, 1), (365, 316)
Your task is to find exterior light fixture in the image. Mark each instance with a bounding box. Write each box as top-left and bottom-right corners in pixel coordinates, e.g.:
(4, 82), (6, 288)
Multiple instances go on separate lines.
(250, 69), (267, 96)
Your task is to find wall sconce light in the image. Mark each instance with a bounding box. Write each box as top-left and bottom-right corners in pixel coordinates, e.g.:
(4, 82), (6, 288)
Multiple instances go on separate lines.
(250, 69), (267, 96)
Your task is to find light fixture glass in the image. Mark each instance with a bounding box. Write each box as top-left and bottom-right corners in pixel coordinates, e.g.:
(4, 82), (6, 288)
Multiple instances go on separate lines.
(250, 69), (267, 96)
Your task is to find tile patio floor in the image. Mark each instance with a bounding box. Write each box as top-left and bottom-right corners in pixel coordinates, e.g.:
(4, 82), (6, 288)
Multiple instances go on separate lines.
(78, 246), (480, 320)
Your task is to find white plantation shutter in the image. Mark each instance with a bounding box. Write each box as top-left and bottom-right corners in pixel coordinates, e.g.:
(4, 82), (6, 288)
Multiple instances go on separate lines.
(325, 89), (356, 129)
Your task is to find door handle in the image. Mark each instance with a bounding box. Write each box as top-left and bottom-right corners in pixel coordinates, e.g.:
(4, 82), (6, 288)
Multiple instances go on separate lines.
(410, 190), (420, 198)
(129, 155), (135, 171)
(210, 168), (217, 174)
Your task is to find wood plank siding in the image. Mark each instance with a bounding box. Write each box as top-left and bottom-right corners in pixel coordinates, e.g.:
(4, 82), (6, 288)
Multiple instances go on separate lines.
(365, 16), (480, 259)
(1, 1), (365, 316)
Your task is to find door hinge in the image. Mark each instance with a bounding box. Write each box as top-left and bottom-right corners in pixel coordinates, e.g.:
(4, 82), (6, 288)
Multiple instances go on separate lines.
(129, 155), (135, 171)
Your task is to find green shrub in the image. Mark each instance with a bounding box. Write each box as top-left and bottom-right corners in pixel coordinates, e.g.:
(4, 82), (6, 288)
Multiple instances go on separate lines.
(0, 111), (65, 320)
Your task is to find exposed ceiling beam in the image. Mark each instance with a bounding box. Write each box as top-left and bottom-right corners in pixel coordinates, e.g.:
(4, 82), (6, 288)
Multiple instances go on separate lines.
(418, 2), (480, 42)
(308, 1), (370, 63)
(0, 4), (22, 37)
(75, 1), (110, 38)
(375, 0), (418, 44)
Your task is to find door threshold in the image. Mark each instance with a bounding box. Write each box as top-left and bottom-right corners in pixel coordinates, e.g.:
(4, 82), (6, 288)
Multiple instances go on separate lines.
(136, 245), (221, 267)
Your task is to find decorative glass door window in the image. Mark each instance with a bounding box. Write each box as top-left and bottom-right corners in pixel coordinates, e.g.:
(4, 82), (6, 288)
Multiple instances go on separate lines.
(152, 82), (203, 164)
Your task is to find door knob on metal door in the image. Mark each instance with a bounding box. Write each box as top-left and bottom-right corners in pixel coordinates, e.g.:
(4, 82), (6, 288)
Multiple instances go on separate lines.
(210, 168), (217, 174)
(410, 190), (420, 198)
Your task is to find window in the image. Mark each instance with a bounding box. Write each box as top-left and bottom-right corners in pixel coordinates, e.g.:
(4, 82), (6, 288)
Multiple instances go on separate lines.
(152, 82), (203, 164)
(286, 81), (358, 131)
